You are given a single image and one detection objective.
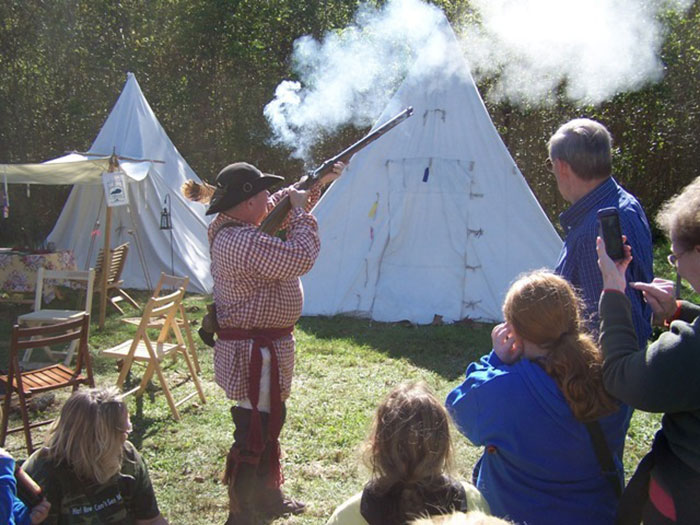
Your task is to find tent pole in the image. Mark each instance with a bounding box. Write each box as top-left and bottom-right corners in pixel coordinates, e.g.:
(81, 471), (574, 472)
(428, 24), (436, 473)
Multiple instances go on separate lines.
(99, 205), (112, 330)
(85, 194), (105, 270)
(99, 206), (112, 330)
(98, 157), (117, 330)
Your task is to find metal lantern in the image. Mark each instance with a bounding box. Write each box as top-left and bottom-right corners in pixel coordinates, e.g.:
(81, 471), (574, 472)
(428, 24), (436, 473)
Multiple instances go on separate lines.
(160, 194), (172, 230)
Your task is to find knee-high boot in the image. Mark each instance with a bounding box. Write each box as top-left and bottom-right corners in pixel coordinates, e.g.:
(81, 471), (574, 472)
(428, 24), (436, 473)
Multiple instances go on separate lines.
(224, 407), (261, 525)
(224, 456), (257, 525)
(252, 405), (305, 518)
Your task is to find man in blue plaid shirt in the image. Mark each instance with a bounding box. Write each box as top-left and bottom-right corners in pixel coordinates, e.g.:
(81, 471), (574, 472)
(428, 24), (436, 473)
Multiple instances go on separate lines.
(548, 118), (653, 349)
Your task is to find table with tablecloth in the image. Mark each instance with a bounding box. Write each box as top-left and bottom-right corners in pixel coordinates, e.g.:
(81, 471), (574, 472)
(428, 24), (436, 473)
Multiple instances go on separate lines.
(0, 251), (77, 302)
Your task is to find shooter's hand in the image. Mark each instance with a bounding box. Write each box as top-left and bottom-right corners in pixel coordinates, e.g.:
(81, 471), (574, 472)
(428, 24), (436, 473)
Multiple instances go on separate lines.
(319, 162), (345, 187)
(289, 188), (309, 209)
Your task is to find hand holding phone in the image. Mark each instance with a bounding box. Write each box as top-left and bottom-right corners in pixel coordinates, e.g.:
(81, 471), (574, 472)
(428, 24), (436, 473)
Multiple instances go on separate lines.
(597, 207), (625, 261)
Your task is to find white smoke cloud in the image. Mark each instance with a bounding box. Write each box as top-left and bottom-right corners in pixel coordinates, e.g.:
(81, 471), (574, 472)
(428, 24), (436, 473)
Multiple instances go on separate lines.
(263, 0), (447, 160)
(461, 0), (695, 104)
(264, 0), (694, 159)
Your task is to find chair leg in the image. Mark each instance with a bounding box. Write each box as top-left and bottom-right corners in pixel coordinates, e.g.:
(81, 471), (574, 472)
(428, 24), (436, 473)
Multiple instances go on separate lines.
(85, 350), (95, 388)
(63, 340), (78, 366)
(136, 362), (156, 397)
(181, 347), (206, 404)
(181, 315), (201, 374)
(108, 297), (126, 315)
(22, 348), (34, 364)
(119, 290), (140, 310)
(0, 386), (12, 447)
(16, 387), (33, 455)
(152, 361), (180, 421)
(116, 353), (136, 389)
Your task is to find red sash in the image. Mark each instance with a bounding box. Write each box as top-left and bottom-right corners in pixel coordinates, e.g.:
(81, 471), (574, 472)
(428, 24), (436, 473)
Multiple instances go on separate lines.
(217, 326), (293, 456)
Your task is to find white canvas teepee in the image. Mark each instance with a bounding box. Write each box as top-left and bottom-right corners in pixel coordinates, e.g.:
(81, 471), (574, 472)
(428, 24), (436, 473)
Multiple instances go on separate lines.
(302, 20), (562, 324)
(48, 73), (213, 293)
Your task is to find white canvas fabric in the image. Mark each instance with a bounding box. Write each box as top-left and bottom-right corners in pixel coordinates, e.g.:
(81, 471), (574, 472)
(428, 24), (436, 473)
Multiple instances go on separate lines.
(0, 153), (155, 185)
(46, 73), (212, 293)
(302, 20), (562, 324)
(0, 156), (114, 184)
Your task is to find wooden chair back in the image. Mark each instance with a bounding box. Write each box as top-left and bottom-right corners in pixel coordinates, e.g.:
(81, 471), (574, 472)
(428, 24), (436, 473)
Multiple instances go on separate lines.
(152, 273), (190, 297)
(95, 242), (129, 285)
(32, 268), (95, 313)
(94, 243), (139, 319)
(121, 273), (200, 373)
(144, 288), (186, 346)
(0, 314), (93, 454)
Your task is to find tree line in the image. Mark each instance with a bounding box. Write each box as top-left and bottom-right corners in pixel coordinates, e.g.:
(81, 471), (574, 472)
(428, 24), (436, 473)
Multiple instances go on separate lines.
(0, 0), (697, 245)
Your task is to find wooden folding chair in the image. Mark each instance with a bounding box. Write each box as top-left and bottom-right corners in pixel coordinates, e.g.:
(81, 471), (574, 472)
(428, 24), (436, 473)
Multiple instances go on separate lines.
(122, 273), (201, 373)
(101, 287), (206, 420)
(0, 314), (93, 454)
(18, 268), (95, 366)
(95, 242), (139, 314)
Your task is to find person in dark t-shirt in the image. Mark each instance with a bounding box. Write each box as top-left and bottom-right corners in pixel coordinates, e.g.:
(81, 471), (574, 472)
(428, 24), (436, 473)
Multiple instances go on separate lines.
(23, 387), (166, 524)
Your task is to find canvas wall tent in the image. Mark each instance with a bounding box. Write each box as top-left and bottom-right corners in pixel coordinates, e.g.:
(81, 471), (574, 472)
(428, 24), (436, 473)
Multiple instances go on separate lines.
(43, 73), (213, 294)
(301, 19), (563, 324)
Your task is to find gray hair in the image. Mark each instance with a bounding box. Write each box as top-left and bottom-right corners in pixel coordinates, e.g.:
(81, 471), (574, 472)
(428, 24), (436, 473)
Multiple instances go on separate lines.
(657, 176), (700, 250)
(548, 118), (612, 181)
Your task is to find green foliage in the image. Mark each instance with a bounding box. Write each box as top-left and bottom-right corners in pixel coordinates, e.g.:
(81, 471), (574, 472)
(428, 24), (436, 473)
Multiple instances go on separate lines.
(0, 0), (698, 244)
(490, 2), (700, 228)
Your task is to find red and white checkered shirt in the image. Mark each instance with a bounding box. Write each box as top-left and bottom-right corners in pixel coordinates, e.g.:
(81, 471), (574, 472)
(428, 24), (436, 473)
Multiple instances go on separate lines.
(208, 183), (322, 401)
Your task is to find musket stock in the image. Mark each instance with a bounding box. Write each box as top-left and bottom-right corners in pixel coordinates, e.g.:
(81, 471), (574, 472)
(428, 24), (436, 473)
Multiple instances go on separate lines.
(259, 106), (414, 235)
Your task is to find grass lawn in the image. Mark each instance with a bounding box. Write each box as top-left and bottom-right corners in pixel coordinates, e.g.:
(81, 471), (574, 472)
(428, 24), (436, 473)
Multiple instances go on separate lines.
(0, 253), (678, 524)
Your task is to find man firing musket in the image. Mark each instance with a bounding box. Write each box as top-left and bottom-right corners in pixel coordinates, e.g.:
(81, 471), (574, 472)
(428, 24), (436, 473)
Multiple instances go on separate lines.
(181, 106), (412, 524)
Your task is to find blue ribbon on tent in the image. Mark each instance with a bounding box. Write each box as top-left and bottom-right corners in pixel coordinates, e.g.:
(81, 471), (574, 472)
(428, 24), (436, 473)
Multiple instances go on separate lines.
(422, 167), (430, 182)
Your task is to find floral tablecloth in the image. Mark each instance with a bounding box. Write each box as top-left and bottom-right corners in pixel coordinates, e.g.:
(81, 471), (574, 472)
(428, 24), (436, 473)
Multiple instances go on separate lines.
(0, 251), (77, 302)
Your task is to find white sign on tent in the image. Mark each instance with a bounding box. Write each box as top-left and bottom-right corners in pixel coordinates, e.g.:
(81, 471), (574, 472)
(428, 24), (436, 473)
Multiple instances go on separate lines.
(102, 171), (129, 207)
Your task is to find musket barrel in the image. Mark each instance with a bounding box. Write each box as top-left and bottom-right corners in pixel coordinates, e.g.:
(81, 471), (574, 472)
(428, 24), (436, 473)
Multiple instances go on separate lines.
(312, 106), (414, 178)
(259, 107), (414, 234)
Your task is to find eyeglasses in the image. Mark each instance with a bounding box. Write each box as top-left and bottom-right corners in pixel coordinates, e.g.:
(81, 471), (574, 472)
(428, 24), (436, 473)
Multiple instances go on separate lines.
(667, 250), (687, 267)
(545, 158), (554, 174)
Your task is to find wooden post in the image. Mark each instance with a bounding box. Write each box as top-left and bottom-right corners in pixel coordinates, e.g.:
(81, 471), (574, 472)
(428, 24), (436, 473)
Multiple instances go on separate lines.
(98, 156), (117, 330)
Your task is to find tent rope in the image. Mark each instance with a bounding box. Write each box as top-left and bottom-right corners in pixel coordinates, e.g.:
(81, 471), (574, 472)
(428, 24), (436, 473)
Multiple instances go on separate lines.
(127, 203), (152, 290)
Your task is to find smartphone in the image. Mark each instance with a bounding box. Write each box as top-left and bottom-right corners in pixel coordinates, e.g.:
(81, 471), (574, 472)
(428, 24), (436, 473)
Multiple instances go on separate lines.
(597, 207), (625, 261)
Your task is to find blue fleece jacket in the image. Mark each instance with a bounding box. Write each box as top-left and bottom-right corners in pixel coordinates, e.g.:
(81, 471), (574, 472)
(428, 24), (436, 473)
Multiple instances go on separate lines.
(0, 455), (30, 525)
(446, 351), (630, 525)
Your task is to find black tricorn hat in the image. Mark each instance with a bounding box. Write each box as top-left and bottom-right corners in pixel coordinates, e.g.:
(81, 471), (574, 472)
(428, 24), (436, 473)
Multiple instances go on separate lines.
(206, 162), (284, 216)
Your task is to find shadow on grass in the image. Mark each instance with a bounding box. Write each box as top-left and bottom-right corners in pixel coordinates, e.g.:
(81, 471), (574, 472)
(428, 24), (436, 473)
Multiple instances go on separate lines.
(297, 315), (494, 382)
(130, 395), (160, 450)
(121, 365), (202, 449)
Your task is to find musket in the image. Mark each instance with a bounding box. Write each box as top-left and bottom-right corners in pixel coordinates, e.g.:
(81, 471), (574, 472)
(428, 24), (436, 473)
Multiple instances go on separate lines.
(258, 106), (414, 234)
